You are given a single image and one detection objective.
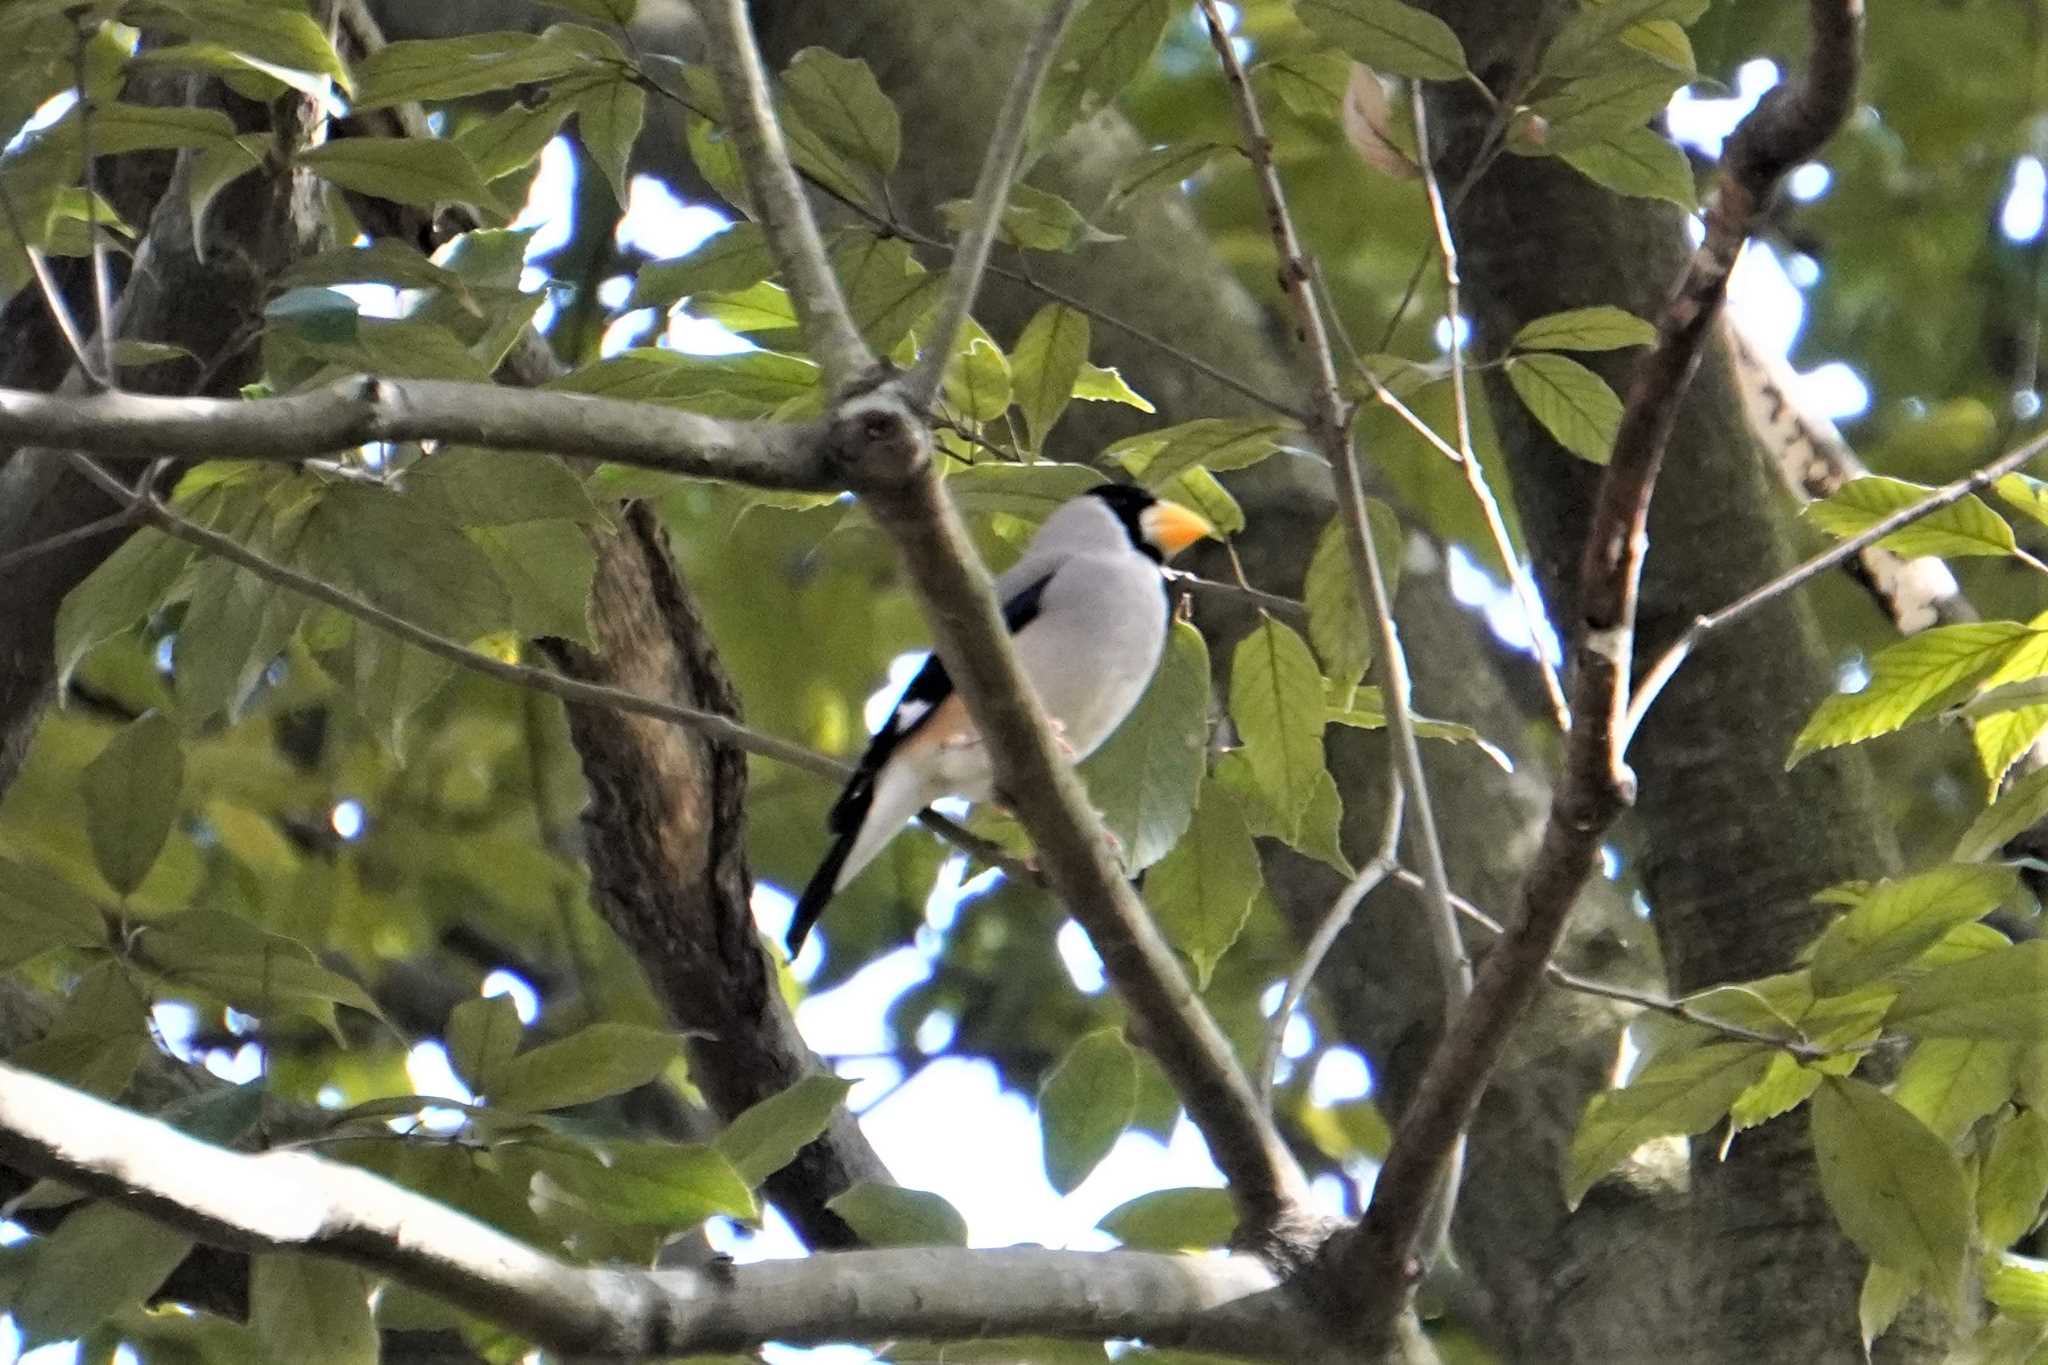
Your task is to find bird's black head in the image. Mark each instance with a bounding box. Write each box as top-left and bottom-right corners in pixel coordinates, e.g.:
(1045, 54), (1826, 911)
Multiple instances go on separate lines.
(1087, 482), (1163, 561)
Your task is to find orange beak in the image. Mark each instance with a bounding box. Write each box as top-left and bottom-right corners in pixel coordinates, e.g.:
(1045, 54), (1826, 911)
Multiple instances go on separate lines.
(1140, 499), (1216, 559)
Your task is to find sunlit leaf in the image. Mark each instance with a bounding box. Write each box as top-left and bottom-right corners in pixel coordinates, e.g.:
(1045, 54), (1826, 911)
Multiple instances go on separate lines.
(1556, 124), (1696, 208)
(1565, 1042), (1771, 1208)
(1512, 305), (1657, 352)
(350, 31), (585, 108)
(541, 1141), (756, 1230)
(1806, 477), (2017, 559)
(716, 1074), (856, 1188)
(1894, 1038), (2019, 1143)
(939, 184), (1121, 253)
(1010, 303), (1090, 451)
(1294, 0), (1468, 80)
(826, 1183), (969, 1246)
(630, 224), (777, 310)
(1790, 624), (2039, 763)
(1146, 777), (1260, 987)
(1885, 941), (2048, 1041)
(489, 1022), (684, 1111)
(1805, 864), (2016, 995)
(1980, 1108), (2048, 1248)
(1228, 616), (1330, 829)
(1098, 1187), (1236, 1251)
(298, 138), (492, 210)
(1506, 352), (1622, 463)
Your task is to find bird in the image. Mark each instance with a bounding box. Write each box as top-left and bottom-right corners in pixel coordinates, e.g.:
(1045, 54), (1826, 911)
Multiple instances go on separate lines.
(785, 483), (1215, 955)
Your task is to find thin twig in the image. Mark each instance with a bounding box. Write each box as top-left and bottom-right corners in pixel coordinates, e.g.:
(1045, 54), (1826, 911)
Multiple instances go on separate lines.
(0, 184), (104, 386)
(1196, 0), (1469, 1047)
(903, 0), (1084, 407)
(694, 0), (872, 391)
(1389, 868), (1832, 1061)
(54, 452), (1033, 892)
(1341, 0), (1864, 1322)
(1259, 787), (1405, 1106)
(1411, 86), (1569, 733)
(0, 508), (137, 574)
(74, 25), (115, 388)
(1622, 423), (2048, 749)
(1163, 567), (1309, 623)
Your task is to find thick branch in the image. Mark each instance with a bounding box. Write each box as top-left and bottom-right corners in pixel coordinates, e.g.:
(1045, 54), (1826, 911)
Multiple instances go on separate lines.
(1336, 0), (1864, 1322)
(0, 377), (842, 490)
(0, 1062), (1332, 1362)
(695, 0), (873, 390)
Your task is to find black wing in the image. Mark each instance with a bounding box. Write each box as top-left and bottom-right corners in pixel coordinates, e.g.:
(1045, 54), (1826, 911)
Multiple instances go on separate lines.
(787, 571), (1056, 954)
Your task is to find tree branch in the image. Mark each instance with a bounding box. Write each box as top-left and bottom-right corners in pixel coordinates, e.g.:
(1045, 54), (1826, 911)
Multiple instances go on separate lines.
(0, 377), (845, 490)
(1411, 85), (1569, 734)
(902, 0), (1082, 407)
(0, 1061), (1339, 1361)
(1623, 421), (2048, 747)
(695, 0), (873, 391)
(1333, 0), (1864, 1326)
(1194, 0), (1469, 1122)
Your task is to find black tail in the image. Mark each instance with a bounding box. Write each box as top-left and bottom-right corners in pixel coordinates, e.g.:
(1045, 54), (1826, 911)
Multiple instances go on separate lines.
(787, 829), (857, 956)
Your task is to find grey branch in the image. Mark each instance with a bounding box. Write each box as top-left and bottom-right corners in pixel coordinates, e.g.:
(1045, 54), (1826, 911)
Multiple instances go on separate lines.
(903, 0), (1084, 406)
(0, 377), (844, 490)
(0, 1061), (1341, 1362)
(695, 0), (874, 391)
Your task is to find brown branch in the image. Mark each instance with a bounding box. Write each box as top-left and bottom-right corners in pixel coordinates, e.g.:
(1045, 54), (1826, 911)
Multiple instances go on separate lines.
(0, 1061), (1338, 1362)
(1334, 0), (1864, 1326)
(695, 0), (873, 391)
(0, 377), (844, 490)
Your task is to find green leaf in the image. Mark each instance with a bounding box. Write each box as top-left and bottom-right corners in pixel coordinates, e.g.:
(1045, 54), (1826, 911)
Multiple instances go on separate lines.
(1228, 616), (1329, 830)
(1512, 305), (1657, 352)
(1987, 1254), (2048, 1323)
(1954, 765), (2048, 861)
(265, 286), (360, 344)
(944, 462), (1106, 519)
(826, 1183), (969, 1247)
(489, 1022), (683, 1111)
(82, 102), (256, 159)
(1506, 352), (1622, 463)
(281, 241), (463, 298)
(1072, 361), (1155, 411)
(1033, 0), (1173, 149)
(1556, 124), (1696, 208)
(128, 1), (350, 86)
(251, 1256), (375, 1365)
(1860, 1263), (1915, 1357)
(1806, 477), (2017, 559)
(1565, 1042), (1772, 1208)
(1098, 1186), (1236, 1251)
(1255, 50), (1353, 121)
(690, 280), (800, 336)
(136, 909), (385, 1032)
(943, 328), (1013, 423)
(1790, 624), (2040, 763)
(1108, 417), (1295, 486)
(0, 856), (110, 962)
(572, 77), (647, 206)
(296, 484), (511, 642)
(1810, 1075), (1971, 1312)
(1109, 141), (1229, 211)
(541, 1141), (756, 1229)
(1727, 1051), (1822, 1132)
(782, 48), (900, 179)
(407, 449), (596, 529)
(1542, 0), (1711, 75)
(833, 232), (943, 353)
(1082, 621), (1211, 873)
(454, 95), (577, 184)
(81, 712), (183, 897)
(298, 138), (491, 210)
(1886, 942), (2048, 1041)
(939, 184), (1121, 253)
(1980, 1108), (2048, 1248)
(1294, 0), (1469, 79)
(1806, 864), (2017, 995)
(1010, 303), (1090, 451)
(1039, 1028), (1137, 1194)
(1146, 778), (1261, 988)
(715, 1074), (856, 1188)
(55, 529), (194, 690)
(1996, 473), (2048, 529)
(10, 962), (148, 1097)
(1302, 504), (1402, 695)
(472, 520), (600, 643)
(1532, 62), (1691, 144)
(1894, 1038), (2019, 1142)
(630, 224), (777, 310)
(350, 31), (585, 108)
(552, 0), (637, 21)
(13, 1202), (192, 1342)
(445, 994), (524, 1095)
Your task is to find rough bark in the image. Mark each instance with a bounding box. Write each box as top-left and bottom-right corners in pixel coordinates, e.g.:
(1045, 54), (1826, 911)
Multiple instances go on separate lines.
(540, 506), (890, 1248)
(1420, 3), (1931, 1359)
